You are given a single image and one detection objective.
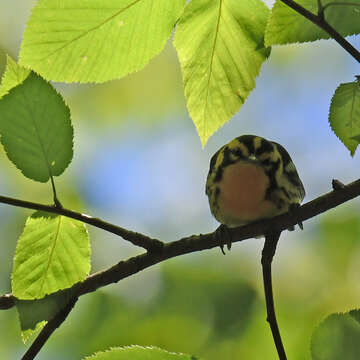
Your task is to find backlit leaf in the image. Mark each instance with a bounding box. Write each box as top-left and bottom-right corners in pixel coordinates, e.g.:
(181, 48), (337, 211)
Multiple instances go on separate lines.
(84, 346), (199, 360)
(0, 72), (73, 182)
(19, 0), (185, 83)
(329, 80), (360, 156)
(0, 55), (30, 98)
(266, 0), (360, 46)
(311, 310), (360, 360)
(12, 212), (90, 300)
(174, 0), (270, 146)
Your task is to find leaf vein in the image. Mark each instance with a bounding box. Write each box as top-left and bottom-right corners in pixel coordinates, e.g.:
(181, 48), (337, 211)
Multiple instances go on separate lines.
(35, 0), (143, 61)
(202, 0), (223, 137)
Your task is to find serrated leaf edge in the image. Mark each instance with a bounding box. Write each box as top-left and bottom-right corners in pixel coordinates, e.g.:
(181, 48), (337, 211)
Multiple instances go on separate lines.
(0, 72), (74, 182)
(329, 81), (360, 156)
(83, 345), (195, 359)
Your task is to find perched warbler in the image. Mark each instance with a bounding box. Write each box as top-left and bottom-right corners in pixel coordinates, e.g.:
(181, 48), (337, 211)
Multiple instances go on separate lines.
(206, 135), (305, 250)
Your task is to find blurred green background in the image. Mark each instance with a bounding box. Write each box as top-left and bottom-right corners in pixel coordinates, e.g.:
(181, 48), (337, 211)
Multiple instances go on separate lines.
(1, 1), (360, 359)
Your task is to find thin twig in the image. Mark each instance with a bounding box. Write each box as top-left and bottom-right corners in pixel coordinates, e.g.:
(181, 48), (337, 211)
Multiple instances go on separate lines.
(1, 179), (360, 310)
(262, 231), (286, 360)
(49, 175), (62, 208)
(317, 0), (324, 21)
(21, 297), (78, 360)
(280, 0), (360, 63)
(0, 194), (164, 252)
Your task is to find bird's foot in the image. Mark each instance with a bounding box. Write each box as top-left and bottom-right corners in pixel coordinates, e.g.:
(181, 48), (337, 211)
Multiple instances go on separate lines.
(214, 224), (232, 255)
(289, 203), (303, 230)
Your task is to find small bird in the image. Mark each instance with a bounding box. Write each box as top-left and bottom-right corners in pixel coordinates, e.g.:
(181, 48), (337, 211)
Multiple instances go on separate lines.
(206, 135), (305, 252)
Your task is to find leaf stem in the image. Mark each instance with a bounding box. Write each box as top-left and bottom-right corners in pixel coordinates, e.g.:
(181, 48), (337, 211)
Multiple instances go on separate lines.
(49, 175), (62, 208)
(280, 0), (360, 63)
(262, 231), (287, 360)
(317, 0), (325, 20)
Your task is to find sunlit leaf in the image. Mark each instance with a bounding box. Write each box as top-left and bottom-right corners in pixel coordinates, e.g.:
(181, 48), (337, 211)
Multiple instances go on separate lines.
(329, 80), (360, 156)
(84, 346), (199, 360)
(0, 72), (73, 182)
(19, 0), (185, 83)
(0, 55), (30, 98)
(174, 0), (270, 146)
(311, 310), (360, 360)
(266, 0), (360, 46)
(12, 212), (90, 300)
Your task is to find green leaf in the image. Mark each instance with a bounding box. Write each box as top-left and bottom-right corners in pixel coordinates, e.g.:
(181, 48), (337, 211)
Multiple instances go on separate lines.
(265, 0), (360, 46)
(12, 212), (90, 300)
(329, 80), (360, 156)
(84, 346), (199, 360)
(351, 134), (360, 142)
(16, 288), (75, 343)
(21, 321), (46, 344)
(0, 72), (73, 182)
(311, 310), (360, 360)
(16, 288), (75, 331)
(349, 309), (360, 324)
(0, 55), (30, 98)
(19, 0), (185, 83)
(174, 0), (270, 146)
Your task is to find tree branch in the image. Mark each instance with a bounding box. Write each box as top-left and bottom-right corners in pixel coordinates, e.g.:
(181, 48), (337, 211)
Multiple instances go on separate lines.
(49, 174), (62, 209)
(0, 178), (357, 360)
(1, 178), (360, 311)
(51, 178), (360, 297)
(0, 293), (15, 309)
(0, 194), (164, 252)
(317, 0), (324, 21)
(21, 297), (78, 360)
(280, 0), (360, 63)
(262, 231), (287, 360)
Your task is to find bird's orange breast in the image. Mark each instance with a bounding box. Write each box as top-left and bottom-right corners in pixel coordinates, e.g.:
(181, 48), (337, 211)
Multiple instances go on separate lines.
(216, 161), (278, 227)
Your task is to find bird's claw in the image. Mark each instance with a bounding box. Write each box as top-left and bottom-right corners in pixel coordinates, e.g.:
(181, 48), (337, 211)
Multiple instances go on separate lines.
(289, 203), (303, 230)
(214, 224), (232, 255)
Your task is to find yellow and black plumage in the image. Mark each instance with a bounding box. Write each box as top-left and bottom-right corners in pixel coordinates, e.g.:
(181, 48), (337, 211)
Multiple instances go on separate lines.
(206, 135), (305, 230)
